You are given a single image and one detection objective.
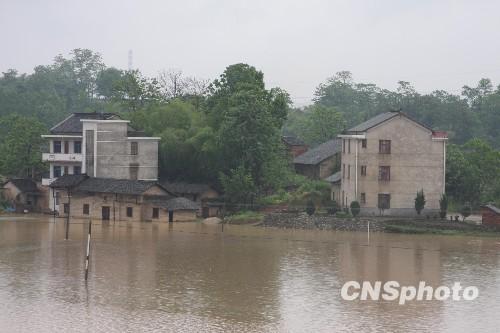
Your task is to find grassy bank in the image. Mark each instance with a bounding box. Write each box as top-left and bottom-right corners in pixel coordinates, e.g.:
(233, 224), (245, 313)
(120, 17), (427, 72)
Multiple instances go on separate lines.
(384, 221), (500, 237)
(225, 211), (264, 225)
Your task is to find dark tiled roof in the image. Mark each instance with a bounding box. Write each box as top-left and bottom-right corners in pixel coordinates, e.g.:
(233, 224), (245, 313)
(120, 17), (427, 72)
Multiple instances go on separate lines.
(49, 174), (89, 189)
(76, 178), (163, 195)
(282, 136), (305, 146)
(50, 112), (143, 136)
(162, 182), (215, 195)
(323, 171), (341, 183)
(482, 204), (500, 215)
(6, 178), (39, 193)
(148, 197), (200, 211)
(345, 111), (433, 133)
(293, 139), (341, 165)
(50, 113), (120, 134)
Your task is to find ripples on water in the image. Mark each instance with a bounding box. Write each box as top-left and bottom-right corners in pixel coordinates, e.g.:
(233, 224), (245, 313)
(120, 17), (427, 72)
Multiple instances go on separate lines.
(0, 216), (499, 332)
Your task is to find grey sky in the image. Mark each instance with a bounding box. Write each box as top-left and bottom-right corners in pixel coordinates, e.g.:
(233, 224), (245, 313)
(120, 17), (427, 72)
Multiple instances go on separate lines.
(1, 0), (499, 106)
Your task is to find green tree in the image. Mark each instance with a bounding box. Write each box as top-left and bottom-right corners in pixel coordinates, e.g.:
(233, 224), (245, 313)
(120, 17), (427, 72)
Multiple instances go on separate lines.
(219, 165), (256, 210)
(0, 115), (47, 177)
(414, 189), (426, 215)
(350, 201), (361, 217)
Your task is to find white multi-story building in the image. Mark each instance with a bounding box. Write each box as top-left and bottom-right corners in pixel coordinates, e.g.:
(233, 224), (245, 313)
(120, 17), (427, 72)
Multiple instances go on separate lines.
(42, 112), (160, 213)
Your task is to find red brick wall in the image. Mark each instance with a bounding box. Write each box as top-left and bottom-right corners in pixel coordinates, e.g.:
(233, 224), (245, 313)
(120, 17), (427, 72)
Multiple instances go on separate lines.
(481, 208), (500, 226)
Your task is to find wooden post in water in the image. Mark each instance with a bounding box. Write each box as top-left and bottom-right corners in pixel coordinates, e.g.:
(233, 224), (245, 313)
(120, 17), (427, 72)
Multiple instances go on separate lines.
(85, 220), (92, 281)
(65, 190), (71, 240)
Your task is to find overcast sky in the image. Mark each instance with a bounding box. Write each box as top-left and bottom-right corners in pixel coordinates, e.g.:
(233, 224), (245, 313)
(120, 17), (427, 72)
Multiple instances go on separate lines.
(1, 0), (499, 106)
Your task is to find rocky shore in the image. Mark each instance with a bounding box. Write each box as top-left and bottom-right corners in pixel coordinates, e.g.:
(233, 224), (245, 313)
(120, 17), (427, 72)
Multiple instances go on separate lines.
(261, 212), (500, 235)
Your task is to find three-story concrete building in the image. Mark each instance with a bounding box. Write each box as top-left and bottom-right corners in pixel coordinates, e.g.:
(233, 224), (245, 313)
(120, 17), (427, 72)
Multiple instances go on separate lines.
(42, 112), (160, 212)
(338, 111), (447, 215)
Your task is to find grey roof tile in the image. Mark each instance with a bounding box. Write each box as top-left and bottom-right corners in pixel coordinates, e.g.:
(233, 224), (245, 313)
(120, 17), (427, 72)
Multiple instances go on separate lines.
(293, 139), (341, 165)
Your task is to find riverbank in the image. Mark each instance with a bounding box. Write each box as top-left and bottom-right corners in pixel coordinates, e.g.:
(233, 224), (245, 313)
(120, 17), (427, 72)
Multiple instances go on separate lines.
(261, 212), (500, 236)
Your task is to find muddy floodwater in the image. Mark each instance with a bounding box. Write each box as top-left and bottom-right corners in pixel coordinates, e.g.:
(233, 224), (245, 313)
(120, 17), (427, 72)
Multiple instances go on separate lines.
(0, 216), (499, 332)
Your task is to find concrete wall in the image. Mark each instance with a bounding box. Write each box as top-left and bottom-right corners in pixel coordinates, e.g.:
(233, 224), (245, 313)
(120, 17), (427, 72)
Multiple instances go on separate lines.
(340, 115), (445, 215)
(82, 121), (159, 181)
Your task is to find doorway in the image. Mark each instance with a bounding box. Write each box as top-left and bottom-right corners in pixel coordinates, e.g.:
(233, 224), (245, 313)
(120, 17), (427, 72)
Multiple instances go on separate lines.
(168, 210), (173, 223)
(102, 206), (110, 220)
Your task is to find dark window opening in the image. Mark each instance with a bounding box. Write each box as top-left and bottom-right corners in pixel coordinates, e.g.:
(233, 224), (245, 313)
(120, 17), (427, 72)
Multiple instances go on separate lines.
(342, 164), (345, 179)
(360, 193), (366, 204)
(74, 141), (82, 154)
(378, 194), (391, 209)
(126, 207), (133, 217)
(361, 139), (367, 148)
(64, 166), (69, 175)
(361, 166), (367, 176)
(53, 141), (61, 153)
(152, 208), (159, 219)
(379, 166), (391, 181)
(348, 139), (351, 154)
(53, 165), (62, 178)
(347, 165), (351, 179)
(63, 203), (69, 214)
(131, 142), (138, 155)
(379, 140), (391, 154)
(64, 141), (69, 154)
(83, 204), (89, 215)
(73, 166), (81, 175)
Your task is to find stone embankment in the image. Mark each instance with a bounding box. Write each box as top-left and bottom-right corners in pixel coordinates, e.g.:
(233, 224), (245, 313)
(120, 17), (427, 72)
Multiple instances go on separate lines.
(262, 212), (384, 231)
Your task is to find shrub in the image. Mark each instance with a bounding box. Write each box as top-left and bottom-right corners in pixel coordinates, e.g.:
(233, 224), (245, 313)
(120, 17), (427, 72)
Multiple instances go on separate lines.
(306, 200), (315, 216)
(350, 201), (361, 217)
(326, 200), (339, 215)
(439, 194), (448, 220)
(414, 189), (426, 215)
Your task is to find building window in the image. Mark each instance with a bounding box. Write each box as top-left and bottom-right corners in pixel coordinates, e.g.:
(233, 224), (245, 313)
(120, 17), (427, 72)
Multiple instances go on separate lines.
(342, 164), (345, 179)
(379, 140), (391, 154)
(347, 165), (351, 179)
(360, 193), (366, 204)
(131, 142), (138, 155)
(127, 207), (133, 217)
(152, 208), (159, 219)
(378, 194), (391, 209)
(129, 163), (139, 180)
(73, 166), (81, 175)
(342, 139), (345, 153)
(379, 166), (391, 181)
(63, 203), (69, 214)
(361, 166), (367, 176)
(361, 139), (367, 148)
(53, 141), (61, 153)
(83, 204), (89, 215)
(64, 141), (69, 154)
(64, 166), (69, 175)
(55, 191), (60, 205)
(74, 141), (82, 154)
(53, 165), (62, 178)
(348, 139), (351, 154)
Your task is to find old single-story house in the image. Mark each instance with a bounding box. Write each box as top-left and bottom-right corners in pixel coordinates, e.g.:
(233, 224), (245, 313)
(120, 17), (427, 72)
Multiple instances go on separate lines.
(162, 181), (220, 217)
(1, 178), (41, 213)
(293, 139), (341, 180)
(50, 175), (198, 222)
(481, 204), (500, 226)
(282, 136), (308, 158)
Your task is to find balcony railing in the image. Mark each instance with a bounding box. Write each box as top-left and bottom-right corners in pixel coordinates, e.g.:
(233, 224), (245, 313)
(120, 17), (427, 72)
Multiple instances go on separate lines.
(42, 153), (83, 162)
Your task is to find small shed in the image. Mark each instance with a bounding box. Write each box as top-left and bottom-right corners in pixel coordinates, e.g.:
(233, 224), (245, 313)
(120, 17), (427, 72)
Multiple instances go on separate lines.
(481, 204), (500, 226)
(150, 197), (200, 222)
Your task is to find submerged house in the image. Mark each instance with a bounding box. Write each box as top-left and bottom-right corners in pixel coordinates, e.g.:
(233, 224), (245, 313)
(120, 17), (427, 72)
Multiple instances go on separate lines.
(41, 112), (160, 214)
(50, 175), (198, 222)
(338, 111), (447, 215)
(1, 178), (44, 213)
(162, 182), (220, 217)
(293, 139), (341, 180)
(481, 205), (500, 226)
(41, 112), (199, 221)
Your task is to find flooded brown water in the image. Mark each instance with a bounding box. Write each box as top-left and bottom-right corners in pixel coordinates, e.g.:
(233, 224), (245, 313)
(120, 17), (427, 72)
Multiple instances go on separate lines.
(0, 216), (499, 332)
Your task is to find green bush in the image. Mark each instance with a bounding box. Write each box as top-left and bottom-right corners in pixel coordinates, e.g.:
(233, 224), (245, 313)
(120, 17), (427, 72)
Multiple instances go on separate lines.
(350, 201), (361, 217)
(415, 189), (426, 215)
(326, 200), (339, 215)
(306, 200), (315, 216)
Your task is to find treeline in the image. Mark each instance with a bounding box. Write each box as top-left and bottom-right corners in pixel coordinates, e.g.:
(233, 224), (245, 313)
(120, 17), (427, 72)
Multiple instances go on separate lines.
(0, 51), (498, 206)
